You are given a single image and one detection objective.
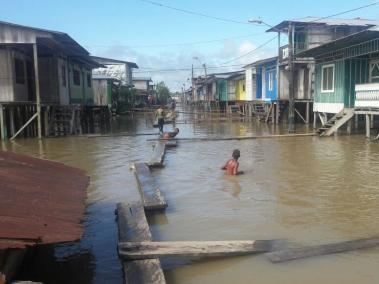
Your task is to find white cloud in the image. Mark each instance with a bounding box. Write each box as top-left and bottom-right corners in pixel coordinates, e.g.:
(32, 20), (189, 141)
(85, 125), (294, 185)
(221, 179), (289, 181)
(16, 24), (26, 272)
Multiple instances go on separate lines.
(89, 39), (275, 91)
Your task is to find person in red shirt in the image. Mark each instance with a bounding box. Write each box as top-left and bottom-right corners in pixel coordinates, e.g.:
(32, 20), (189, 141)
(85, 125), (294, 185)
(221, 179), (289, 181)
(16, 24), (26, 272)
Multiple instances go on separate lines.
(221, 149), (243, 175)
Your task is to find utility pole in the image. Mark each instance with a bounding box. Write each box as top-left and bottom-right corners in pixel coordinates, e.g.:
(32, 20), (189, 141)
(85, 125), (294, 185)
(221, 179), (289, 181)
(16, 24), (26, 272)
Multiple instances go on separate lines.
(203, 63), (207, 77)
(288, 23), (295, 133)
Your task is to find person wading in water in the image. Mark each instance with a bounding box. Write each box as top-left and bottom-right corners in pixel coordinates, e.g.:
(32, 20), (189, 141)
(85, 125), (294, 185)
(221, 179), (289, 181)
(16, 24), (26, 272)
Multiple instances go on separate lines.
(161, 127), (179, 139)
(221, 149), (243, 175)
(155, 105), (165, 133)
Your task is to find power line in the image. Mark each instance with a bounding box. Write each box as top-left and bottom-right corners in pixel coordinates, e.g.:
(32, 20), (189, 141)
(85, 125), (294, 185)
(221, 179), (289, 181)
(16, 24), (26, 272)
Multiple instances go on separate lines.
(134, 64), (245, 73)
(221, 35), (278, 64)
(138, 0), (257, 26)
(84, 33), (265, 49)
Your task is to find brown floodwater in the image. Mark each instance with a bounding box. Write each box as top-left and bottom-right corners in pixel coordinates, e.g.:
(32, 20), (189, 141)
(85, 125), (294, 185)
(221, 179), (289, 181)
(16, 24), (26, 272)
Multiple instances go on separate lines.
(3, 106), (379, 284)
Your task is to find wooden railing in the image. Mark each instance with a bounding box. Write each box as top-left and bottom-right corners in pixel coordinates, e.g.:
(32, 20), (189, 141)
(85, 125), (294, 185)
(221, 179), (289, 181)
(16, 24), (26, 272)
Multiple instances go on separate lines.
(355, 83), (379, 108)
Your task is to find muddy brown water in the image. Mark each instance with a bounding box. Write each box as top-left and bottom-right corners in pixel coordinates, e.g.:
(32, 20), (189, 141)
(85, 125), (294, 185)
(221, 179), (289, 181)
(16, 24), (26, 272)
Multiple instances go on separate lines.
(3, 108), (379, 284)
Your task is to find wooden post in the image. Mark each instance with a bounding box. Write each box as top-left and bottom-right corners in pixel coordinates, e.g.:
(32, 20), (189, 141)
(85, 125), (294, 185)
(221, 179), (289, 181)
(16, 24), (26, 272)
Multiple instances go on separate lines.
(355, 113), (359, 129)
(287, 22), (295, 133)
(305, 102), (310, 124)
(313, 112), (317, 128)
(9, 106), (15, 137)
(44, 106), (49, 137)
(33, 43), (42, 139)
(0, 104), (6, 140)
(366, 114), (371, 138)
(347, 119), (352, 135)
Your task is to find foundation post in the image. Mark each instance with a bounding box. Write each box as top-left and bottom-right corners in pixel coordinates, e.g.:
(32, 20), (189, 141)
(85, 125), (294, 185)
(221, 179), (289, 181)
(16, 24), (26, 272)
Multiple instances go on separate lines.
(366, 114), (371, 138)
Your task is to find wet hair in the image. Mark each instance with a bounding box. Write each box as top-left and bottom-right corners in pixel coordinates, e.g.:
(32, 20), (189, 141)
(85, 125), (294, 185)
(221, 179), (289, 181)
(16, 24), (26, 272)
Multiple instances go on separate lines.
(232, 149), (240, 159)
(174, 128), (179, 133)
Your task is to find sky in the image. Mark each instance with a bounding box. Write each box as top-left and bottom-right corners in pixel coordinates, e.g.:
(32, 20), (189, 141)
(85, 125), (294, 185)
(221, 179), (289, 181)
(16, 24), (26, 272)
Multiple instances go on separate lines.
(1, 0), (379, 91)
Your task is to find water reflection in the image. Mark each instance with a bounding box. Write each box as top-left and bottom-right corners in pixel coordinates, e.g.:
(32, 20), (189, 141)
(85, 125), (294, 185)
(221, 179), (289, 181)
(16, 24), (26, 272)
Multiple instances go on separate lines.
(3, 107), (379, 284)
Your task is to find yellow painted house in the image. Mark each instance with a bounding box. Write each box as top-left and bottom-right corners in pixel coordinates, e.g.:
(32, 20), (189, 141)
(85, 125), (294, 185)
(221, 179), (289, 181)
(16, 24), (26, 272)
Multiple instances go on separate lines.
(235, 77), (246, 101)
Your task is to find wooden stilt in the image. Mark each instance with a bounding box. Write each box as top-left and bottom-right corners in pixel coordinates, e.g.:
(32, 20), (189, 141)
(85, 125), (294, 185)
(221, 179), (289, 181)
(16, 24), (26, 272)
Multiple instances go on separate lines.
(355, 113), (359, 129)
(33, 43), (42, 139)
(305, 102), (310, 124)
(366, 114), (371, 138)
(313, 112), (317, 129)
(44, 106), (49, 137)
(347, 119), (352, 135)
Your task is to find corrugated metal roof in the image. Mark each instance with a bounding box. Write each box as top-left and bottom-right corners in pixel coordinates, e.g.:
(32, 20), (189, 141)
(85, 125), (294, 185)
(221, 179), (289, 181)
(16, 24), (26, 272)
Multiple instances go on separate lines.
(244, 56), (278, 68)
(91, 56), (138, 69)
(92, 74), (120, 80)
(267, 17), (379, 32)
(0, 151), (89, 249)
(297, 26), (379, 59)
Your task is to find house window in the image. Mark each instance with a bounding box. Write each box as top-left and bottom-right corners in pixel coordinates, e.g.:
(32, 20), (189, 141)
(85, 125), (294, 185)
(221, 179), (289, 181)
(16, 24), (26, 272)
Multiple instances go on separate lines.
(87, 74), (92, 88)
(14, 58), (25, 84)
(61, 65), (66, 87)
(370, 60), (379, 83)
(73, 69), (81, 86)
(321, 64), (335, 92)
(268, 71), (274, 91)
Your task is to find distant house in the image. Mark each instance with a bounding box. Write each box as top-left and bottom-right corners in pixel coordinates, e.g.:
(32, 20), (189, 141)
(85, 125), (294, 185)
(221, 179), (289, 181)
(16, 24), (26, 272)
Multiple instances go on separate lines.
(91, 56), (138, 87)
(299, 26), (379, 136)
(132, 77), (154, 105)
(92, 75), (120, 107)
(0, 21), (101, 105)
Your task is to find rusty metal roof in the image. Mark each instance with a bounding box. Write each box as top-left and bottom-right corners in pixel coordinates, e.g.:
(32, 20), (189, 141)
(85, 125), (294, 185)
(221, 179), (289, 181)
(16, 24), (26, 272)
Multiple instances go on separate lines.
(0, 151), (89, 249)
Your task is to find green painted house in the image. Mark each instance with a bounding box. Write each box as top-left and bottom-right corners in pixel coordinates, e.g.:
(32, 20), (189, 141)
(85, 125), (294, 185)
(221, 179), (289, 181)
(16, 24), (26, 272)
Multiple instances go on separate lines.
(300, 26), (379, 114)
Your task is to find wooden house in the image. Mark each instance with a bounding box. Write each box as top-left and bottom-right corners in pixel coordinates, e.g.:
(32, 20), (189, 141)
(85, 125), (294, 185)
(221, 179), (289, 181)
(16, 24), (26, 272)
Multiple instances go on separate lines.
(265, 17), (379, 124)
(0, 21), (113, 140)
(92, 75), (119, 107)
(0, 21), (100, 105)
(299, 26), (379, 137)
(92, 56), (138, 87)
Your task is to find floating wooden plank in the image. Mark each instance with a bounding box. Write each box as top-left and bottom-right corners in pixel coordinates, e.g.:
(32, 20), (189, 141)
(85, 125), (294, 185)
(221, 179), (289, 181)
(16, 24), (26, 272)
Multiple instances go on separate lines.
(116, 203), (166, 284)
(86, 132), (159, 138)
(147, 133), (316, 143)
(147, 141), (166, 167)
(132, 163), (167, 211)
(118, 240), (273, 260)
(266, 237), (379, 263)
(164, 140), (178, 148)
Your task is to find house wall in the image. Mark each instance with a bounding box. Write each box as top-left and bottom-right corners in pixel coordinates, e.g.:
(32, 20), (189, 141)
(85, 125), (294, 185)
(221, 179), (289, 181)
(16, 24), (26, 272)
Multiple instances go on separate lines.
(69, 62), (93, 105)
(217, 80), (227, 101)
(279, 69), (290, 100)
(235, 79), (246, 101)
(314, 58), (370, 113)
(57, 57), (69, 105)
(245, 68), (254, 100)
(227, 80), (236, 101)
(0, 48), (15, 101)
(38, 55), (59, 103)
(93, 79), (111, 106)
(256, 69), (262, 99)
(133, 80), (148, 90)
(264, 63), (277, 101)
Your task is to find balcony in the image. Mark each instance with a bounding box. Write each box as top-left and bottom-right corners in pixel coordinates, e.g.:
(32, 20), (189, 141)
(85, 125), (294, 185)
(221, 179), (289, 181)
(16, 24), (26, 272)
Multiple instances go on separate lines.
(355, 83), (379, 109)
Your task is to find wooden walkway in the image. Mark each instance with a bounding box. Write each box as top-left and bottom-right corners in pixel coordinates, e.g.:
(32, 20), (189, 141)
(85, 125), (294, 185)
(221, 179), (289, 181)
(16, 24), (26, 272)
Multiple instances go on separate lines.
(147, 141), (166, 167)
(116, 203), (166, 284)
(132, 163), (167, 210)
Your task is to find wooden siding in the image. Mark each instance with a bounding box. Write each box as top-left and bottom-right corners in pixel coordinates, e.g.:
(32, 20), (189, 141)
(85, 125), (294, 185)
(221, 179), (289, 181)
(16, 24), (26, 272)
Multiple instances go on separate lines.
(236, 79), (246, 101)
(314, 58), (370, 109)
(217, 80), (227, 101)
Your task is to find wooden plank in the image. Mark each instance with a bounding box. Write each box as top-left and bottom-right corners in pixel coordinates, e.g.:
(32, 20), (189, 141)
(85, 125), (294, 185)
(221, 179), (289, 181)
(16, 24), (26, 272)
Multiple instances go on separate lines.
(119, 240), (273, 260)
(147, 141), (166, 167)
(266, 237), (379, 263)
(132, 163), (167, 211)
(164, 140), (178, 148)
(147, 133), (316, 143)
(116, 203), (166, 284)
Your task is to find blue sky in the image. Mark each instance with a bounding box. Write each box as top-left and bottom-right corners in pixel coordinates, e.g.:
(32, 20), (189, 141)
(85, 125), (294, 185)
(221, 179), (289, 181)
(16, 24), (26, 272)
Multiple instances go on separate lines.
(1, 0), (379, 90)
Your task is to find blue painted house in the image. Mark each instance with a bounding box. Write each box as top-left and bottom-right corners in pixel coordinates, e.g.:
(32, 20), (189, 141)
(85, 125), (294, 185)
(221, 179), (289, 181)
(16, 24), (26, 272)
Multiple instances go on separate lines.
(248, 57), (279, 102)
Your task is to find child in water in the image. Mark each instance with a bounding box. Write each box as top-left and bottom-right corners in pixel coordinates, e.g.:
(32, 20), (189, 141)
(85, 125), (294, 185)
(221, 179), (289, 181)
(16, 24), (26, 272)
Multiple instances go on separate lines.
(221, 149), (243, 175)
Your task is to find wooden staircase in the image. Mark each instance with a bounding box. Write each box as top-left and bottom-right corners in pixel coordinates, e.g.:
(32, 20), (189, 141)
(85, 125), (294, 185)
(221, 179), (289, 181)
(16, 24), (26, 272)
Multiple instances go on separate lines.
(318, 108), (355, 136)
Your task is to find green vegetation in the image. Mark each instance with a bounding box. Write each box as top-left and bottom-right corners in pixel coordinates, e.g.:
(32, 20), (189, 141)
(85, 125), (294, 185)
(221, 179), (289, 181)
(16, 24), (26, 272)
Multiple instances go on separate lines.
(156, 81), (171, 105)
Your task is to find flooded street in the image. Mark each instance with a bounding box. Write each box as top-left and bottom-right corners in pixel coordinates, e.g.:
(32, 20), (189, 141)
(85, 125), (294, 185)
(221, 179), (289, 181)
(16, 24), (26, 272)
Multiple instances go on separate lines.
(3, 109), (379, 284)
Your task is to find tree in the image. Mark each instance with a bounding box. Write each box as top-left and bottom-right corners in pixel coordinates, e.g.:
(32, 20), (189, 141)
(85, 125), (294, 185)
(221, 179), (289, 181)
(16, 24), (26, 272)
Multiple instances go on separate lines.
(156, 81), (171, 105)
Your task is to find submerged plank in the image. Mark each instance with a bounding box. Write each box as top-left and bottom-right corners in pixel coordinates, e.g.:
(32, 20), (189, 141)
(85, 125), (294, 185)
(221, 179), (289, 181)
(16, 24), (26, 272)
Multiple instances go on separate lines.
(116, 203), (166, 284)
(132, 163), (167, 210)
(267, 237), (379, 263)
(119, 240), (273, 260)
(147, 133), (316, 143)
(147, 141), (166, 167)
